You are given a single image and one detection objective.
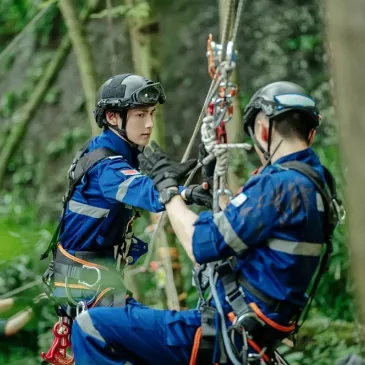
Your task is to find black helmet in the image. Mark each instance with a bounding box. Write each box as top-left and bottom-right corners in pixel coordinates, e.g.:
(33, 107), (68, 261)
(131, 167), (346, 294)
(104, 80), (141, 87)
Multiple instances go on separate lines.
(243, 81), (320, 135)
(94, 74), (166, 143)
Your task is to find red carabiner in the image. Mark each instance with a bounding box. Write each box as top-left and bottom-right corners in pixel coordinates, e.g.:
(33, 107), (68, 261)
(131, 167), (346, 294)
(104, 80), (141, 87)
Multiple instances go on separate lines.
(41, 319), (74, 365)
(216, 121), (228, 144)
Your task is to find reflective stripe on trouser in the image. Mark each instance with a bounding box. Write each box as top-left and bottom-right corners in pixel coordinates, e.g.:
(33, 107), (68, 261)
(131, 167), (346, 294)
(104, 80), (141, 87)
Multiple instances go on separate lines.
(71, 298), (201, 365)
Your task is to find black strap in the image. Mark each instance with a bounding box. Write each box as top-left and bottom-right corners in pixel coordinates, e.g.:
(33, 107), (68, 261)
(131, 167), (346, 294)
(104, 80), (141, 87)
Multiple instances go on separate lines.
(40, 139), (120, 260)
(67, 146), (118, 202)
(215, 261), (252, 320)
(196, 305), (217, 365)
(278, 161), (339, 326)
(236, 273), (282, 312)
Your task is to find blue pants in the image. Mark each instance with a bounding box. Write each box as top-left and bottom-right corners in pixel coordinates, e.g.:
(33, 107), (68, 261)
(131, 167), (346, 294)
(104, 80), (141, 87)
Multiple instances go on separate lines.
(71, 298), (201, 365)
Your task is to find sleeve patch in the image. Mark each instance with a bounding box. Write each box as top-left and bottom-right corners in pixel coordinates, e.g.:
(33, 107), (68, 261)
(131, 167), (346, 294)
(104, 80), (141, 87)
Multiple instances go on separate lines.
(230, 193), (247, 207)
(121, 169), (140, 176)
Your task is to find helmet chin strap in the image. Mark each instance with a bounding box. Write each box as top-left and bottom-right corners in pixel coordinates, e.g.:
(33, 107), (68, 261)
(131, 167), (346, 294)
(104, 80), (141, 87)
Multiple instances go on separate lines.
(105, 109), (139, 148)
(248, 124), (283, 169)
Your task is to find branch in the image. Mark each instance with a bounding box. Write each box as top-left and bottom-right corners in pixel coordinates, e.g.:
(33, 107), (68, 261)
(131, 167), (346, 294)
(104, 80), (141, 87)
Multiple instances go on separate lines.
(0, 3), (54, 66)
(58, 0), (100, 136)
(0, 2), (100, 189)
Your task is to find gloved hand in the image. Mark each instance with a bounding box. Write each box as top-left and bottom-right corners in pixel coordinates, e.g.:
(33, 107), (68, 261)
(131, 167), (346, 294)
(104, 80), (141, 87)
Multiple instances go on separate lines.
(184, 177), (213, 209)
(138, 141), (197, 192)
(199, 143), (216, 182)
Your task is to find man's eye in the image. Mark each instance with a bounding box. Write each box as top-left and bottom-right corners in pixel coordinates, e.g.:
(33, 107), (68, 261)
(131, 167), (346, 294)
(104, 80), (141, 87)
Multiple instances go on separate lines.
(137, 113), (145, 117)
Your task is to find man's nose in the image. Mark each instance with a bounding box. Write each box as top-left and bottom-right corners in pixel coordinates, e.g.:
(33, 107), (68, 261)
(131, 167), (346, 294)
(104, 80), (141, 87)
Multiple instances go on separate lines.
(145, 115), (154, 128)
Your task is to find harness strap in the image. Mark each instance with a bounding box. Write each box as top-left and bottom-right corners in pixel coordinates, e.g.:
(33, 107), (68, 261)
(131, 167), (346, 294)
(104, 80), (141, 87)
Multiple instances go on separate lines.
(195, 305), (218, 365)
(52, 245), (125, 289)
(40, 141), (120, 260)
(236, 274), (282, 311)
(215, 261), (251, 320)
(91, 288), (128, 308)
(278, 161), (341, 328)
(228, 257), (286, 312)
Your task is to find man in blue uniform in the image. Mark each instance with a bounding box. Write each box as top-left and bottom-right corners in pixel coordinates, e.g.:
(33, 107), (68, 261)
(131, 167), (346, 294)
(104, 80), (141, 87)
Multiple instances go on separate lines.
(42, 73), (201, 311)
(71, 81), (341, 364)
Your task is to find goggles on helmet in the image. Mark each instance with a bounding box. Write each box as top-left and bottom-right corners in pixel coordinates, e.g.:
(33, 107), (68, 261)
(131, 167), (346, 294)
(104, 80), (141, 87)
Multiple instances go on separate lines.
(97, 82), (166, 110)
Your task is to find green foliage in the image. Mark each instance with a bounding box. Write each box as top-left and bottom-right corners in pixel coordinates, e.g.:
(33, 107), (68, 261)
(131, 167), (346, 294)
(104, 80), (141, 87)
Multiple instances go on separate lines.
(0, 0), (360, 364)
(0, 0), (36, 44)
(91, 1), (151, 26)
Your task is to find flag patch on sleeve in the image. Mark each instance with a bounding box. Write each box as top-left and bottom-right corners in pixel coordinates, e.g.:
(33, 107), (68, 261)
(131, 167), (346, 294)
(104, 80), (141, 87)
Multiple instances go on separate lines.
(121, 169), (140, 176)
(231, 193), (247, 207)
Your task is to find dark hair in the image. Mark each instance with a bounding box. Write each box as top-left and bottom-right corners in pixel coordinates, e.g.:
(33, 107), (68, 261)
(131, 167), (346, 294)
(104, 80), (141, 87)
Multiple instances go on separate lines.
(272, 111), (316, 143)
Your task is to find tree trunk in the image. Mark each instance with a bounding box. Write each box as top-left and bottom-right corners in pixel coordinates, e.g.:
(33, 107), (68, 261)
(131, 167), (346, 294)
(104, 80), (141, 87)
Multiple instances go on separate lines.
(123, 0), (169, 302)
(58, 0), (100, 136)
(219, 0), (243, 193)
(124, 0), (165, 147)
(325, 0), (365, 350)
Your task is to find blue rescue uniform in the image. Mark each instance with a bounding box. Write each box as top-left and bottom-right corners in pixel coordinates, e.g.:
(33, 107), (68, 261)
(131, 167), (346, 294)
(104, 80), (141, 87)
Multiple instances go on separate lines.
(52, 129), (186, 300)
(60, 128), (165, 254)
(71, 148), (326, 365)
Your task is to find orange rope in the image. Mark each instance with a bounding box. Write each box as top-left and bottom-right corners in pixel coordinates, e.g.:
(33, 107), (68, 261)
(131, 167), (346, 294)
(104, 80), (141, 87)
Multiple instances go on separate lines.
(249, 303), (295, 332)
(91, 288), (113, 308)
(189, 327), (202, 365)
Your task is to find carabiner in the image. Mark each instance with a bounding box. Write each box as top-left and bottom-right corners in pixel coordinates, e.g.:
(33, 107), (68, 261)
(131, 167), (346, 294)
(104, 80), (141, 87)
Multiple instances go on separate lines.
(78, 265), (101, 288)
(332, 198), (346, 224)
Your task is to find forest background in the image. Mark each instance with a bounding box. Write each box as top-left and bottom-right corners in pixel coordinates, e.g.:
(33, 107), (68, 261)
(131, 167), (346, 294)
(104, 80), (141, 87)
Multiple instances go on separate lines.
(0, 1), (361, 364)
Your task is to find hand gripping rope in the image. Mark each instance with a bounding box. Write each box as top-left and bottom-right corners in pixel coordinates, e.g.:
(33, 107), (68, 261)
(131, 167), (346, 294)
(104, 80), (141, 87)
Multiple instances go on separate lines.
(129, 0), (248, 277)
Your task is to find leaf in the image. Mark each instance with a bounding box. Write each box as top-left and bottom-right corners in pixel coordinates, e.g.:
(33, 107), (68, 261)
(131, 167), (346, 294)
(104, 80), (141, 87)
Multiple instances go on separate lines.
(90, 5), (131, 19)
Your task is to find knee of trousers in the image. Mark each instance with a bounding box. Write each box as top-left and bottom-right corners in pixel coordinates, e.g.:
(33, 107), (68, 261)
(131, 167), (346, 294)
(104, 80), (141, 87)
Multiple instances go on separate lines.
(72, 310), (107, 345)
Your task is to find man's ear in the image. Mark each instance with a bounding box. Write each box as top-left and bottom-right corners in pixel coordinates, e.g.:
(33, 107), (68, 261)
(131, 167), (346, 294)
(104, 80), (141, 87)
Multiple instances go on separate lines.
(308, 129), (316, 146)
(106, 111), (117, 125)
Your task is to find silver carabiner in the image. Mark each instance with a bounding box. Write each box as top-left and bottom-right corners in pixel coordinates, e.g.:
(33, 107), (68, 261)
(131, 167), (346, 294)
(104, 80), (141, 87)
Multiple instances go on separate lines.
(332, 199), (346, 224)
(213, 188), (233, 212)
(78, 265), (101, 288)
(76, 301), (87, 316)
(216, 188), (233, 199)
(213, 98), (230, 127)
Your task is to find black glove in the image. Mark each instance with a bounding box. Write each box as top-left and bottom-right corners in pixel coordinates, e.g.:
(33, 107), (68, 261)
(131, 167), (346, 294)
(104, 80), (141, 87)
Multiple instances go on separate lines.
(184, 182), (213, 209)
(199, 143), (216, 181)
(138, 141), (197, 192)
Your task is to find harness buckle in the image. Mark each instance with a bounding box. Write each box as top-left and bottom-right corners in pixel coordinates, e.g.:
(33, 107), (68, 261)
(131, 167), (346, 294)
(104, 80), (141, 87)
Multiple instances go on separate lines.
(78, 265), (101, 288)
(225, 286), (245, 306)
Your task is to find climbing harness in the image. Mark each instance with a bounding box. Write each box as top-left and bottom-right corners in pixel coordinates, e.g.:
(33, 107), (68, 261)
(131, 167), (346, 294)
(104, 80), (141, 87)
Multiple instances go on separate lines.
(40, 139), (143, 364)
(185, 1), (345, 364)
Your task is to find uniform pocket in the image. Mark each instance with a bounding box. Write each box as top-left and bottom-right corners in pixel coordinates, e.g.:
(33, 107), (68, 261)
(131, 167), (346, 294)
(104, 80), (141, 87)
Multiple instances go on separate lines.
(164, 310), (201, 347)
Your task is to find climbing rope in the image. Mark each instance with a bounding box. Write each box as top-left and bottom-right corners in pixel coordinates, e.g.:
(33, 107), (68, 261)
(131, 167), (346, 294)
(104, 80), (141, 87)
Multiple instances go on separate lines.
(130, 0), (248, 277)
